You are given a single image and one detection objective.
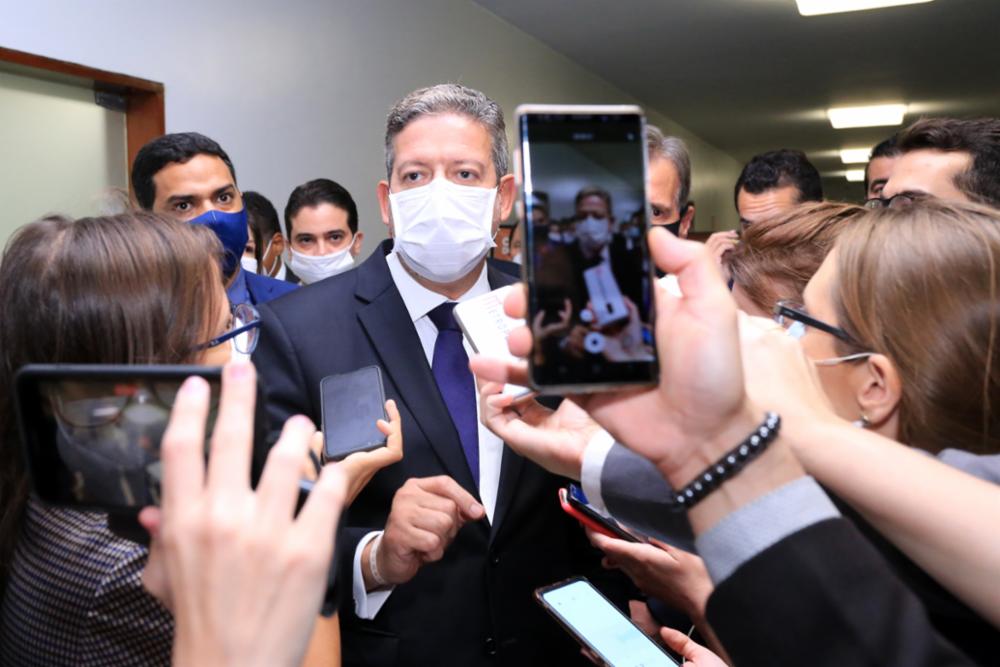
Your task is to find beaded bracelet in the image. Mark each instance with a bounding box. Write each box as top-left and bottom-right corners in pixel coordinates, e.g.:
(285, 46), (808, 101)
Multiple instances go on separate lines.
(669, 412), (781, 512)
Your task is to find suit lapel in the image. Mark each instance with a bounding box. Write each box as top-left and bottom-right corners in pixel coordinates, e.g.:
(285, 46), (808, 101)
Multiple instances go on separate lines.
(484, 263), (527, 541)
(355, 243), (479, 496)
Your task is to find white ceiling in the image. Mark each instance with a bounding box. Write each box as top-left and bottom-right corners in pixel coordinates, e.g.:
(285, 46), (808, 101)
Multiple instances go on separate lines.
(474, 0), (1000, 200)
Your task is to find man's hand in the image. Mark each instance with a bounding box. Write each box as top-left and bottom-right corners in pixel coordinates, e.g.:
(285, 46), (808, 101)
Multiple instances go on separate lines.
(363, 476), (484, 591)
(703, 230), (739, 281)
(479, 381), (600, 479)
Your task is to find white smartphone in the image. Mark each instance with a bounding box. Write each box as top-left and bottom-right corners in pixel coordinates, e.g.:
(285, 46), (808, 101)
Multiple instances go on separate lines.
(535, 577), (680, 667)
(453, 285), (532, 398)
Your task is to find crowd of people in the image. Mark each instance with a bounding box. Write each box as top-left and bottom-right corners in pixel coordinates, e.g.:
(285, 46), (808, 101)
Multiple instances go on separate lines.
(0, 80), (999, 666)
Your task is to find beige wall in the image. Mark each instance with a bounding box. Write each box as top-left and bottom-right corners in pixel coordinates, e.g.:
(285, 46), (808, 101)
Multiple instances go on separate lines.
(0, 70), (127, 248)
(0, 0), (741, 251)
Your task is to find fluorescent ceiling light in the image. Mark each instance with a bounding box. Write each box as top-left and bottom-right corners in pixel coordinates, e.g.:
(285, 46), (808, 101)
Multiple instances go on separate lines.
(827, 104), (906, 129)
(797, 0), (934, 16)
(840, 148), (872, 164)
(845, 169), (866, 182)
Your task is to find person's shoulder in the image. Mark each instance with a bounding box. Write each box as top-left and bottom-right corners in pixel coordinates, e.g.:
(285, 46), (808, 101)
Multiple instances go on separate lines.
(247, 272), (298, 298)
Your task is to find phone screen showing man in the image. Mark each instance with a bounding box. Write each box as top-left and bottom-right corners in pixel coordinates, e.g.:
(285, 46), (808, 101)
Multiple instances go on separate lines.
(519, 107), (658, 390)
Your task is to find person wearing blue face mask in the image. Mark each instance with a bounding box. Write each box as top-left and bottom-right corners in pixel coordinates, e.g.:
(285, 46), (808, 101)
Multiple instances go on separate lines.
(131, 133), (297, 307)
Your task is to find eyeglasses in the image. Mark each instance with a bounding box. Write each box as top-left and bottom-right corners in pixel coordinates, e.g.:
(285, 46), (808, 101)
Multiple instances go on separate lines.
(51, 381), (178, 428)
(772, 300), (854, 344)
(863, 192), (926, 210)
(772, 300), (872, 366)
(194, 302), (261, 356)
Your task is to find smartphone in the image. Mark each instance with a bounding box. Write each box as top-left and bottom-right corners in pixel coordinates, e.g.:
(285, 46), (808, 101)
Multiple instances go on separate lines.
(536, 577), (680, 667)
(559, 485), (644, 543)
(516, 104), (659, 392)
(13, 364), (266, 515)
(453, 285), (532, 399)
(320, 366), (388, 461)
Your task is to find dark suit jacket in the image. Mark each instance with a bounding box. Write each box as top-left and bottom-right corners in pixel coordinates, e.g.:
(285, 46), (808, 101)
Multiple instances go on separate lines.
(707, 518), (975, 666)
(253, 241), (613, 667)
(245, 270), (297, 304)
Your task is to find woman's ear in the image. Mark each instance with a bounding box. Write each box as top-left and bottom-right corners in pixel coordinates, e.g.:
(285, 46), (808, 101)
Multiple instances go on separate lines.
(854, 353), (902, 433)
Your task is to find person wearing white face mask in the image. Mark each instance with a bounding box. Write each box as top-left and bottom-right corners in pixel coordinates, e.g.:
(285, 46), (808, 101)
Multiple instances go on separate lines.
(253, 83), (626, 667)
(282, 178), (364, 285)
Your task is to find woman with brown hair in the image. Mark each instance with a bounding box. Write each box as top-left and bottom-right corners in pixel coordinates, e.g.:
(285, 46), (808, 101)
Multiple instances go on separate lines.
(787, 199), (1000, 457)
(0, 213), (233, 664)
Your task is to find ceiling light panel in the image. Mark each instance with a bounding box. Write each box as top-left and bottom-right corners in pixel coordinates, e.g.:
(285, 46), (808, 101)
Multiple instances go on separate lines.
(840, 148), (872, 164)
(845, 169), (866, 182)
(827, 104), (907, 129)
(797, 0), (934, 16)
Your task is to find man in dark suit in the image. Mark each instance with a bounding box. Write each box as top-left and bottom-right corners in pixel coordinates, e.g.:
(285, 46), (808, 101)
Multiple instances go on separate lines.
(131, 132), (297, 306)
(253, 84), (614, 666)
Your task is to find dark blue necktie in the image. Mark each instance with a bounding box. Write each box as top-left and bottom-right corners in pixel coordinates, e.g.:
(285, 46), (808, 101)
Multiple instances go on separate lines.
(428, 302), (479, 487)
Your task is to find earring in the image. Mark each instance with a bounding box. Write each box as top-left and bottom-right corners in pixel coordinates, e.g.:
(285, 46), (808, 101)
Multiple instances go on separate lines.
(852, 414), (871, 429)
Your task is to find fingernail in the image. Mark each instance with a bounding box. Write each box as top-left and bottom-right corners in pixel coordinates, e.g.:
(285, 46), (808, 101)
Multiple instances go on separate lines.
(180, 376), (207, 396)
(230, 361), (252, 379)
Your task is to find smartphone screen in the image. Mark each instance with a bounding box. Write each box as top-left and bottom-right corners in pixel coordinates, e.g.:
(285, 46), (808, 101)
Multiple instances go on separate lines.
(14, 365), (228, 513)
(518, 106), (658, 390)
(538, 578), (679, 667)
(320, 366), (388, 461)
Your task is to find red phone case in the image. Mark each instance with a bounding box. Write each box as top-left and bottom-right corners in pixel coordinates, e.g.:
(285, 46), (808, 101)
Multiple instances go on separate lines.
(558, 488), (631, 541)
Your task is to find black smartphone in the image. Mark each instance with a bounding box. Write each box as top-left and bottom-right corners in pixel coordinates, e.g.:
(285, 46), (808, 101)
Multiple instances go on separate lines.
(13, 364), (267, 515)
(320, 366), (388, 461)
(536, 577), (680, 667)
(560, 484), (645, 543)
(516, 104), (659, 392)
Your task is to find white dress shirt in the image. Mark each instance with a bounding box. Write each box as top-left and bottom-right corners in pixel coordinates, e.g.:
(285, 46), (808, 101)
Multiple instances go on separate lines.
(353, 252), (504, 619)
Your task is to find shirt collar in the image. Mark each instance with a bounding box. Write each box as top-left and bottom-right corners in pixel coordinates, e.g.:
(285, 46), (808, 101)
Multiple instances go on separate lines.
(386, 251), (491, 323)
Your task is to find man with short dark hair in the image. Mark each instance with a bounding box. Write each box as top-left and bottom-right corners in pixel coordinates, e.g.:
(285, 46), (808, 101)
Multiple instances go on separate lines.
(864, 135), (901, 201)
(131, 132), (296, 305)
(707, 149), (823, 274)
(734, 148), (823, 225)
(879, 117), (1000, 208)
(282, 178), (363, 285)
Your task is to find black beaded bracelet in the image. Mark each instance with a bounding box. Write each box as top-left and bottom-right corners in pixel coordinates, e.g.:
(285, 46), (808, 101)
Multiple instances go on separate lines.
(669, 412), (781, 512)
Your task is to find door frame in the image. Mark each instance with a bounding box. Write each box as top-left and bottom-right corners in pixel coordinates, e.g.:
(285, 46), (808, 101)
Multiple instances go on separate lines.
(0, 46), (164, 194)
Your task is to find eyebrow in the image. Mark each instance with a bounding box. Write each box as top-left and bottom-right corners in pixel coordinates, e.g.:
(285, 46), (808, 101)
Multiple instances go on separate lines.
(213, 185), (236, 198)
(165, 194), (194, 205)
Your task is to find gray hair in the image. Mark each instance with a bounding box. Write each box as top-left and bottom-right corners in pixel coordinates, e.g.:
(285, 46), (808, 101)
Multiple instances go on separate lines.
(385, 83), (510, 182)
(646, 124), (692, 210)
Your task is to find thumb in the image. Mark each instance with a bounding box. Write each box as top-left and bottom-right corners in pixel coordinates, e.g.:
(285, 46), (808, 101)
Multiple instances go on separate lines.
(659, 626), (695, 661)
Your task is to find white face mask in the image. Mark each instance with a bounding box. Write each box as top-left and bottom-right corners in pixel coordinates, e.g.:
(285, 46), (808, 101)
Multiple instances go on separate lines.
(512, 252), (522, 265)
(240, 256), (258, 274)
(284, 243), (356, 285)
(576, 216), (611, 250)
(389, 178), (497, 283)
